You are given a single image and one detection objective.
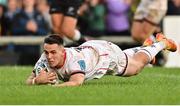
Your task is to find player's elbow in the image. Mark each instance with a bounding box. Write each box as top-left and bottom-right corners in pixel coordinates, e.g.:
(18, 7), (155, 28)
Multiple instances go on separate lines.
(69, 73), (85, 86)
(123, 60), (144, 77)
(72, 80), (84, 86)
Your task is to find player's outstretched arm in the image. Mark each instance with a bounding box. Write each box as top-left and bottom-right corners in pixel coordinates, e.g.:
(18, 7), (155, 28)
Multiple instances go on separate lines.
(53, 73), (85, 87)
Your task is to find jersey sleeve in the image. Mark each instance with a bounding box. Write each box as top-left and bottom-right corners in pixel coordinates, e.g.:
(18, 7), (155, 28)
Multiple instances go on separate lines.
(33, 53), (49, 76)
(68, 58), (86, 75)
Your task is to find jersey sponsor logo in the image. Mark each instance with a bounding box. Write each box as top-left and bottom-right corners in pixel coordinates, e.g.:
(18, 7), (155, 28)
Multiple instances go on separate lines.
(77, 60), (86, 71)
(132, 48), (139, 53)
(74, 47), (83, 52)
(67, 7), (75, 15)
(151, 44), (156, 48)
(35, 62), (46, 75)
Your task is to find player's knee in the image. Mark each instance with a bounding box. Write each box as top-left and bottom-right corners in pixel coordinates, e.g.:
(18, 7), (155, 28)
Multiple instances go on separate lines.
(131, 29), (140, 40)
(131, 28), (148, 43)
(132, 33), (145, 43)
(123, 67), (140, 77)
(123, 61), (144, 76)
(53, 26), (61, 34)
(61, 27), (74, 37)
(128, 63), (143, 76)
(135, 63), (144, 74)
(132, 34), (142, 43)
(136, 59), (146, 72)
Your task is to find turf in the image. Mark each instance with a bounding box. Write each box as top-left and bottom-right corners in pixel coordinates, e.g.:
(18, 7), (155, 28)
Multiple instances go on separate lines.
(0, 66), (180, 105)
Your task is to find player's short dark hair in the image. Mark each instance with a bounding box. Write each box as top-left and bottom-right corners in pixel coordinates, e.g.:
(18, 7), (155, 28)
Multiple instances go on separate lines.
(44, 34), (64, 45)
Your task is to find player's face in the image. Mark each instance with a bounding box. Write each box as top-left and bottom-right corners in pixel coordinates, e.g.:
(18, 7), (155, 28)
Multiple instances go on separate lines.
(44, 43), (65, 68)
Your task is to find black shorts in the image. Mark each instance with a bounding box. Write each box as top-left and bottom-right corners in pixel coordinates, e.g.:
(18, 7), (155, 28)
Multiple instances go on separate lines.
(49, 0), (83, 18)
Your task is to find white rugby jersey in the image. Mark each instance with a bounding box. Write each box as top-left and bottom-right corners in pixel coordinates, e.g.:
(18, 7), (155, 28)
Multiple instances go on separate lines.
(34, 40), (128, 81)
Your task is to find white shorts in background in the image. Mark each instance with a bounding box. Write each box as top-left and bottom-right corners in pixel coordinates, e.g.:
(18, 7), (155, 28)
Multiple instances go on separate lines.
(134, 0), (167, 24)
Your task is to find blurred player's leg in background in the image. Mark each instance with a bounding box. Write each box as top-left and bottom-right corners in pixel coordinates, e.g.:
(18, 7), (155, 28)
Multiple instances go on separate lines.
(131, 0), (168, 66)
(131, 0), (167, 44)
(49, 0), (87, 46)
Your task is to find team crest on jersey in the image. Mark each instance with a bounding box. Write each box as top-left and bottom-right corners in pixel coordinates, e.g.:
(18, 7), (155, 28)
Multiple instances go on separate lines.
(74, 47), (83, 52)
(77, 60), (86, 71)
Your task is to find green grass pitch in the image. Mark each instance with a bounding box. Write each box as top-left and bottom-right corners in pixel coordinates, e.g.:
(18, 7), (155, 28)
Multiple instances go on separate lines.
(0, 66), (180, 105)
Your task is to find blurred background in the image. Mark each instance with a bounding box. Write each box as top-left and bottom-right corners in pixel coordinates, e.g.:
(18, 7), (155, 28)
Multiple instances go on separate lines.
(0, 0), (179, 66)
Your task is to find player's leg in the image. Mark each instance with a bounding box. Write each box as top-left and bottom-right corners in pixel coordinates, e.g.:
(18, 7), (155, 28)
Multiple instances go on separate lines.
(131, 0), (148, 43)
(131, 0), (167, 44)
(123, 46), (142, 57)
(61, 16), (79, 40)
(49, 0), (64, 37)
(131, 21), (143, 43)
(123, 37), (156, 64)
(51, 14), (64, 36)
(131, 19), (157, 44)
(122, 33), (177, 76)
(61, 4), (87, 45)
(123, 37), (153, 57)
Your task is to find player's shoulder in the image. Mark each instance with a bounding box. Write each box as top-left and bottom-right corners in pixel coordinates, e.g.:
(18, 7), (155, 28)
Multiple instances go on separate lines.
(39, 53), (47, 60)
(65, 48), (85, 62)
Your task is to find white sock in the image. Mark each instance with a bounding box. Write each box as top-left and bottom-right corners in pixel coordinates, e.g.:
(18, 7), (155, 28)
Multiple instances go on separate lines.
(149, 34), (156, 42)
(137, 41), (166, 62)
(123, 34), (155, 57)
(123, 47), (142, 57)
(62, 36), (73, 45)
(73, 29), (81, 41)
